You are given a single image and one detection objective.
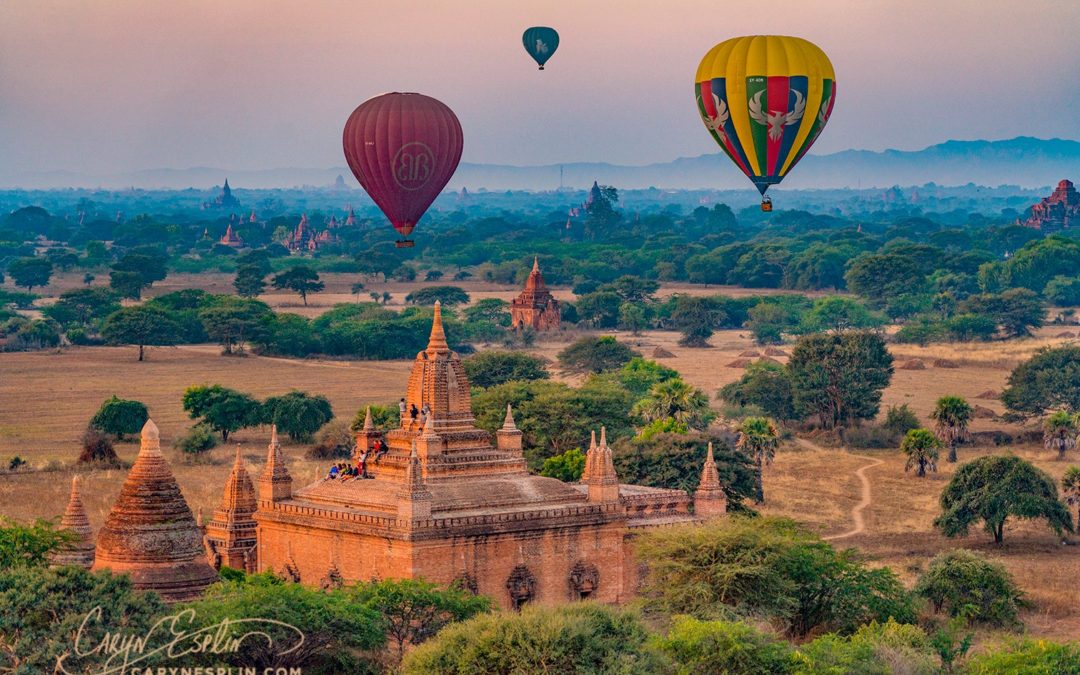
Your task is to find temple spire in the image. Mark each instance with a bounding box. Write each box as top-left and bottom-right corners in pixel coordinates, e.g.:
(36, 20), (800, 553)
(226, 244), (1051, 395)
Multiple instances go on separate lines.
(587, 426), (619, 503)
(532, 256), (539, 273)
(363, 406), (374, 431)
(502, 403), (517, 430)
(139, 419), (162, 458)
(259, 424), (292, 502)
(694, 442), (727, 517)
(426, 301), (450, 353)
(50, 475), (95, 569)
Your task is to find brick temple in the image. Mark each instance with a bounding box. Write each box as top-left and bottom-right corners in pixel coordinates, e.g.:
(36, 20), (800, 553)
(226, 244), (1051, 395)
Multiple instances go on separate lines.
(202, 302), (724, 608)
(510, 258), (561, 331)
(1021, 179), (1078, 231)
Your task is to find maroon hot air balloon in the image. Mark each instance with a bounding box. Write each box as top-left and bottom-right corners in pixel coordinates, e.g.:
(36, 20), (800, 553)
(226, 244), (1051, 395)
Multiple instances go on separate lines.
(342, 92), (463, 247)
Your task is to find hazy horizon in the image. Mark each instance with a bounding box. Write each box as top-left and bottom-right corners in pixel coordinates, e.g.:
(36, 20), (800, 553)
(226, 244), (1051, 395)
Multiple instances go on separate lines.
(2, 0), (1078, 178)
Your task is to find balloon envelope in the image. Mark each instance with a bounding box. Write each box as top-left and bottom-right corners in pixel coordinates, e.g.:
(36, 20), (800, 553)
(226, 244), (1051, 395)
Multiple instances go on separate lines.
(522, 26), (559, 69)
(342, 92), (463, 244)
(695, 35), (836, 195)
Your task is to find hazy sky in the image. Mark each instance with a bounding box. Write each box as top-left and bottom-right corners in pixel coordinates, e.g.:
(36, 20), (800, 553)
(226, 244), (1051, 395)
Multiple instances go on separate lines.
(1, 0), (1077, 175)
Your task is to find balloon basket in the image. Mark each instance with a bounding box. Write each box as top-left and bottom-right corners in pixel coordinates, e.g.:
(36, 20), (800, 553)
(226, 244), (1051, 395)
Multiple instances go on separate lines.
(395, 239), (415, 248)
(760, 198), (773, 213)
(538, 66), (544, 70)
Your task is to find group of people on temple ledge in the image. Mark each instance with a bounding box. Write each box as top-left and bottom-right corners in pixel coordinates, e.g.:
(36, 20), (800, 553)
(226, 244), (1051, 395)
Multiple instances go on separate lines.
(400, 398), (431, 427)
(325, 438), (388, 482)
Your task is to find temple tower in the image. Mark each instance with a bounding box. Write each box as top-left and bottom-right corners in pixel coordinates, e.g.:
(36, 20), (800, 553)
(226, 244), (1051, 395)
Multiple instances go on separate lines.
(50, 476), (95, 569)
(693, 442), (727, 517)
(496, 404), (523, 453)
(92, 420), (218, 602)
(510, 258), (561, 331)
(586, 427), (620, 504)
(205, 444), (258, 572)
(258, 425), (292, 504)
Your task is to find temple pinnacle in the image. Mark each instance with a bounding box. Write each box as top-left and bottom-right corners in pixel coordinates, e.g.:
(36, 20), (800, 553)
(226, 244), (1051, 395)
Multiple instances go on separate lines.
(363, 406), (374, 430)
(426, 301), (449, 352)
(140, 419), (162, 458)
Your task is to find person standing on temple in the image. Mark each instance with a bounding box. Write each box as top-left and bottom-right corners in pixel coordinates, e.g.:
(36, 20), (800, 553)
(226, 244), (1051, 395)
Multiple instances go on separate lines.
(410, 403), (419, 424)
(399, 398), (407, 427)
(358, 449), (369, 479)
(420, 402), (431, 426)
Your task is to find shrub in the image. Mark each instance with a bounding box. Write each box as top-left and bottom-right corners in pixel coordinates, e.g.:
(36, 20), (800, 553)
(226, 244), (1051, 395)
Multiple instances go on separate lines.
(463, 351), (549, 388)
(883, 404), (920, 436)
(913, 549), (1026, 627)
(351, 404), (399, 432)
(307, 419), (355, 459)
(718, 362), (799, 422)
(653, 616), (794, 674)
(539, 448), (586, 482)
(78, 426), (119, 465)
(962, 639), (1080, 673)
(173, 424), (218, 455)
(557, 335), (639, 374)
(844, 425), (898, 449)
(793, 619), (938, 675)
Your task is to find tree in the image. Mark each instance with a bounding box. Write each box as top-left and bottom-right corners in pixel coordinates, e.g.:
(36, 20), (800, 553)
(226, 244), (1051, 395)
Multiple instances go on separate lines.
(798, 296), (883, 334)
(632, 379), (714, 430)
(914, 549), (1026, 627)
(89, 395), (148, 440)
(719, 362), (798, 421)
(901, 428), (940, 477)
(464, 298), (510, 327)
(110, 249), (168, 290)
(351, 404), (400, 432)
(602, 275), (659, 303)
(173, 424), (218, 455)
(181, 384), (263, 441)
(42, 287), (120, 328)
(746, 302), (792, 345)
(0, 566), (167, 674)
(233, 263), (266, 298)
(1044, 411), (1079, 459)
(1002, 346), (1080, 417)
(100, 305), (180, 361)
(424, 269), (444, 281)
(402, 603), (663, 675)
(618, 302), (649, 334)
(539, 447), (586, 481)
(737, 416), (780, 503)
(1063, 466), (1080, 532)
(844, 252), (926, 308)
(0, 518), (74, 568)
(958, 288), (1045, 338)
(931, 395), (973, 463)
(263, 390), (334, 442)
(108, 269), (145, 299)
(935, 454), (1073, 544)
(1045, 275), (1080, 306)
(883, 404), (920, 437)
(671, 295), (724, 347)
(654, 616), (795, 675)
(617, 357), (680, 398)
(198, 297), (272, 354)
(350, 281), (366, 303)
(185, 572), (384, 673)
(462, 351), (549, 388)
(7, 257), (52, 292)
(404, 285), (470, 306)
(574, 290), (622, 328)
(271, 265), (324, 305)
(557, 335), (639, 374)
(350, 578), (491, 664)
(788, 331), (893, 429)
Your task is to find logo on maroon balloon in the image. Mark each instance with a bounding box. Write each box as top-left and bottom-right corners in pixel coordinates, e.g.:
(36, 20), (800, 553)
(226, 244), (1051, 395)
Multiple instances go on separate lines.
(392, 142), (435, 191)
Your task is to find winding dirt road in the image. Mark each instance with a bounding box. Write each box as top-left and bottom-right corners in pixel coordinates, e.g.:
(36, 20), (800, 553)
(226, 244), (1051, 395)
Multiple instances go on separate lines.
(794, 438), (882, 541)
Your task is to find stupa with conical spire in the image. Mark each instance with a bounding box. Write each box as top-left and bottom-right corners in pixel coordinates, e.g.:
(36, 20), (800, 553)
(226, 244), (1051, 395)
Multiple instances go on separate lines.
(50, 476), (96, 569)
(92, 420), (218, 602)
(693, 442), (728, 517)
(510, 257), (561, 331)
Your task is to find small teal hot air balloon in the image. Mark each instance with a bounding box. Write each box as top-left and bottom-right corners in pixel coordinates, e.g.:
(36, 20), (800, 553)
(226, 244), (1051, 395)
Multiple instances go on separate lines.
(522, 26), (559, 70)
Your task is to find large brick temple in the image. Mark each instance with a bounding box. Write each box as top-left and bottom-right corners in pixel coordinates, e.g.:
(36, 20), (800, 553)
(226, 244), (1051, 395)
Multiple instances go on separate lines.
(204, 302), (725, 608)
(510, 258), (561, 331)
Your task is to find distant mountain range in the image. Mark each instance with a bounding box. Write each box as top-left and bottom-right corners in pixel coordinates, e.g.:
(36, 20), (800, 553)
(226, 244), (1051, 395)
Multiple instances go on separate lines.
(1, 137), (1076, 191)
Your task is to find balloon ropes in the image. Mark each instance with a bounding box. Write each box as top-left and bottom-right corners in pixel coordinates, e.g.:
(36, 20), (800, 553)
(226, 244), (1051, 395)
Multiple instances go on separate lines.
(695, 36), (836, 211)
(523, 26), (559, 70)
(342, 93), (463, 248)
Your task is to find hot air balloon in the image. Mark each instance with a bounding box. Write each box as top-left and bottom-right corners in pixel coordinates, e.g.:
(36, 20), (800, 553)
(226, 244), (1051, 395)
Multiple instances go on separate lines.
(523, 26), (559, 70)
(695, 35), (836, 211)
(342, 92), (463, 247)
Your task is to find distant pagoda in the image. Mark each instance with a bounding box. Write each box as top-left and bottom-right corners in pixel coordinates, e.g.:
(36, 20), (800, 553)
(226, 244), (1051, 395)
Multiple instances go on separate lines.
(1021, 179), (1078, 231)
(92, 420), (218, 602)
(510, 257), (561, 331)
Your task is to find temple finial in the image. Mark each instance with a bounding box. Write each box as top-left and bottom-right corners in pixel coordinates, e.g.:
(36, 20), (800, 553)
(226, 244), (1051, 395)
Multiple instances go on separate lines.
(532, 256), (539, 273)
(600, 426), (607, 448)
(590, 430), (597, 451)
(139, 419), (161, 457)
(427, 301), (449, 352)
(502, 403), (517, 430)
(363, 406), (374, 431)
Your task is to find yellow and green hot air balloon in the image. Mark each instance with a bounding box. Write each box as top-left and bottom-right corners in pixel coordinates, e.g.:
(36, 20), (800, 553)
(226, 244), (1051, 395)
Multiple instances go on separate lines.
(695, 35), (836, 211)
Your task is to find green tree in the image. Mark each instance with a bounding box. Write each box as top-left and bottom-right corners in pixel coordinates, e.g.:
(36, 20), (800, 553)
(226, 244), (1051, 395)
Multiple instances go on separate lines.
(7, 257), (53, 292)
(737, 416), (780, 503)
(1063, 466), (1080, 533)
(718, 362), (798, 421)
(404, 285), (471, 306)
(574, 290), (622, 328)
(181, 384), (263, 441)
(934, 454), (1073, 544)
(901, 428), (941, 477)
(42, 287), (120, 328)
(788, 331), (893, 429)
(350, 578), (491, 663)
(350, 281), (366, 303)
(0, 518), (74, 568)
(798, 296), (883, 333)
(232, 263), (266, 297)
(173, 423), (218, 455)
(108, 269), (145, 299)
(463, 298), (510, 327)
(618, 301), (649, 335)
(402, 603), (664, 675)
(671, 295), (724, 347)
(746, 302), (792, 345)
(653, 616), (795, 675)
(539, 447), (586, 482)
(263, 391), (334, 442)
(1044, 411), (1079, 459)
(844, 251), (926, 308)
(783, 244), (850, 290)
(883, 404), (920, 437)
(271, 265), (324, 305)
(913, 549), (1026, 627)
(185, 571), (384, 674)
(110, 248), (168, 290)
(958, 288), (1045, 338)
(631, 379), (715, 430)
(1045, 275), (1080, 306)
(1002, 346), (1080, 417)
(198, 297), (272, 354)
(602, 275), (660, 303)
(424, 269), (444, 281)
(617, 357), (680, 398)
(351, 404), (400, 432)
(89, 395), (149, 440)
(557, 335), (639, 374)
(931, 395), (973, 463)
(462, 351), (549, 388)
(101, 305), (180, 361)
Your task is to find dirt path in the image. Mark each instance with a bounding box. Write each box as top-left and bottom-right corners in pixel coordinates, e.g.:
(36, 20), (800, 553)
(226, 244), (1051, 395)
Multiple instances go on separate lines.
(793, 438), (883, 541)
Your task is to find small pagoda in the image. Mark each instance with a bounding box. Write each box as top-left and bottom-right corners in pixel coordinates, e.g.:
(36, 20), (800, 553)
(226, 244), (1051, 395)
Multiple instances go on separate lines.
(510, 258), (561, 331)
(49, 476), (96, 569)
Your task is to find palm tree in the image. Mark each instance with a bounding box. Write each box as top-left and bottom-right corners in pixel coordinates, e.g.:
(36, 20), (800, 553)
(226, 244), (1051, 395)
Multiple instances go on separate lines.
(1043, 411), (1078, 459)
(631, 380), (714, 430)
(351, 282), (366, 304)
(736, 416), (779, 503)
(382, 291), (392, 305)
(931, 395), (972, 463)
(901, 428), (941, 477)
(1062, 467), (1080, 531)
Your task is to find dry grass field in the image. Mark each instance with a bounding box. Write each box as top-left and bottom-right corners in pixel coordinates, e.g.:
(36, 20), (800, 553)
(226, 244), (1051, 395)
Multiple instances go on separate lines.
(2, 283), (1079, 641)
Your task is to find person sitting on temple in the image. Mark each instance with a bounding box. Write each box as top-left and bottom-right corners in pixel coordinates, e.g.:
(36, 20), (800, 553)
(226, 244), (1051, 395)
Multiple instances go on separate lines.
(326, 463), (340, 480)
(372, 438), (388, 463)
(410, 403), (419, 423)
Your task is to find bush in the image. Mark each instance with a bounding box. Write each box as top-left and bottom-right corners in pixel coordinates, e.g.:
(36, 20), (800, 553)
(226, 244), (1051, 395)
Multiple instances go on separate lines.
(307, 419), (355, 459)
(351, 404), (399, 432)
(843, 424), (897, 449)
(719, 362), (799, 421)
(89, 395), (149, 440)
(78, 426), (119, 465)
(963, 639), (1080, 673)
(539, 448), (586, 482)
(557, 335), (639, 374)
(913, 549), (1026, 627)
(402, 603), (665, 675)
(883, 404), (920, 436)
(793, 619), (938, 675)
(653, 616), (794, 674)
(173, 424), (218, 455)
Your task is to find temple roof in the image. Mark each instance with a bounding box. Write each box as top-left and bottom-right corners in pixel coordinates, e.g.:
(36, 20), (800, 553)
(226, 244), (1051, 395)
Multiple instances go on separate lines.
(213, 444), (257, 520)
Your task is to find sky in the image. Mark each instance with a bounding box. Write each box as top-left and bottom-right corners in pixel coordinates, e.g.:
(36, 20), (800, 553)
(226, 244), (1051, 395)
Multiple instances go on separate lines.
(1, 0), (1077, 176)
